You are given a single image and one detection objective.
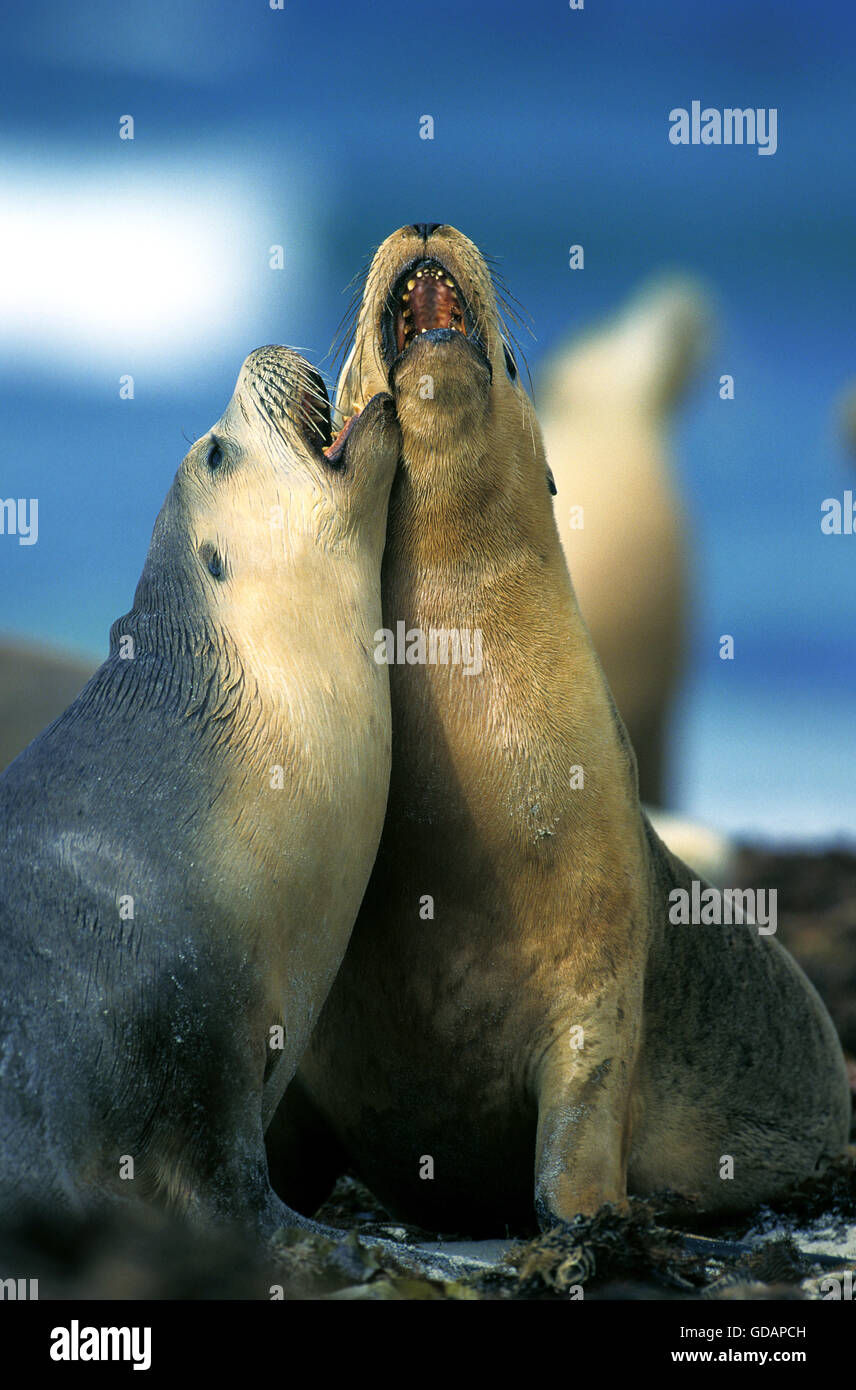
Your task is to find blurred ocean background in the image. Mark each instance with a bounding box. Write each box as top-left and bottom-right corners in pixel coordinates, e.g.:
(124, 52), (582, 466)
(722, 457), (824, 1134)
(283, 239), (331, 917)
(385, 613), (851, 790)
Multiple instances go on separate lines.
(0, 0), (853, 841)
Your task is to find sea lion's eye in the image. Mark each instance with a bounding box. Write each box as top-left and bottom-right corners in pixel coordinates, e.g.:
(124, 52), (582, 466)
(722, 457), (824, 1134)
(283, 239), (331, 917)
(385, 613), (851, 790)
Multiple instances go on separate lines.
(503, 344), (518, 380)
(199, 541), (225, 581)
(206, 439), (223, 471)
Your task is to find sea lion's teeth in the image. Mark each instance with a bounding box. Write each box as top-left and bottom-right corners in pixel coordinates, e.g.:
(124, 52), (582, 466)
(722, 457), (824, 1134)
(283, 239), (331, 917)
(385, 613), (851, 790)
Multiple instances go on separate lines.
(445, 278), (455, 287)
(407, 279), (415, 290)
(402, 292), (410, 302)
(415, 270), (423, 278)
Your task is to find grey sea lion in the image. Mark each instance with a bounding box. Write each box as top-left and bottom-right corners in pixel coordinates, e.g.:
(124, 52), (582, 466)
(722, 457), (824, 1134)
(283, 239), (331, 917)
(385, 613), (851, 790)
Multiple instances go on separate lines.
(0, 346), (399, 1237)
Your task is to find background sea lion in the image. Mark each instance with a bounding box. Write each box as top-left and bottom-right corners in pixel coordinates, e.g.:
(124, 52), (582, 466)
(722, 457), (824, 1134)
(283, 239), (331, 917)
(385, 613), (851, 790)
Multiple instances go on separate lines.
(538, 283), (737, 883)
(0, 639), (95, 775)
(537, 278), (711, 806)
(840, 382), (856, 457)
(0, 346), (399, 1236)
(270, 225), (850, 1235)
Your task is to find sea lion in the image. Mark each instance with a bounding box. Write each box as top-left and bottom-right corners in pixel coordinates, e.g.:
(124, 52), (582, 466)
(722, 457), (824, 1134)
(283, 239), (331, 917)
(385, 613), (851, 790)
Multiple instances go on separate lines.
(840, 382), (856, 457)
(537, 279), (710, 806)
(270, 225), (850, 1235)
(0, 639), (96, 774)
(0, 346), (399, 1237)
(538, 284), (738, 881)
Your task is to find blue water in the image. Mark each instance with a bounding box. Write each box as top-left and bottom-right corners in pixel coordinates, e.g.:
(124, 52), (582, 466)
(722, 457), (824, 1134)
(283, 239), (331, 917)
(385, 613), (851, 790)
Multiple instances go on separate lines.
(1, 0), (853, 838)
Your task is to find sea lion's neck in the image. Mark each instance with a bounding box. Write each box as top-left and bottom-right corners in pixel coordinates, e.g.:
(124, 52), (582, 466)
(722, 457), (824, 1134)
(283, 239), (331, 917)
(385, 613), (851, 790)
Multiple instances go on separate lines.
(99, 601), (249, 739)
(389, 432), (557, 571)
(382, 426), (641, 868)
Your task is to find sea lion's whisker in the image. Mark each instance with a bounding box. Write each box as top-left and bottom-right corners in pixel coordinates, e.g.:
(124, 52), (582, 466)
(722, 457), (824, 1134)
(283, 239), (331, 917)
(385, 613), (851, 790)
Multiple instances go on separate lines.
(328, 275), (371, 372)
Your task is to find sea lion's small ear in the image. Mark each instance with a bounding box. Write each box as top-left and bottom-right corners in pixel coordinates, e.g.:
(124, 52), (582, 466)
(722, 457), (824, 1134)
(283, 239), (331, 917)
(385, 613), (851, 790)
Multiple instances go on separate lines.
(547, 466), (557, 497)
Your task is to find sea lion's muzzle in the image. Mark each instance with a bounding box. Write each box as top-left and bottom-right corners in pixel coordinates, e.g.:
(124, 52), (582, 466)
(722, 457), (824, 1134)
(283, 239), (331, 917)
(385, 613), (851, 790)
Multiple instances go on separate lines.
(240, 346), (334, 455)
(241, 349), (396, 482)
(322, 391), (396, 471)
(389, 325), (493, 400)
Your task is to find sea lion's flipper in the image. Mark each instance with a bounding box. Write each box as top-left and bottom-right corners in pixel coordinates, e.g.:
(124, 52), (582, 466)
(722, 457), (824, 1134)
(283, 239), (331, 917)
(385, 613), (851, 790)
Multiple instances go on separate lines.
(531, 999), (641, 1227)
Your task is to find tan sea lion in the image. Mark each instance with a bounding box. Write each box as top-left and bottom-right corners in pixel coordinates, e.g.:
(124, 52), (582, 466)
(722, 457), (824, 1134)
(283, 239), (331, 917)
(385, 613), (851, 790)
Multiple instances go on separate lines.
(0, 346), (399, 1236)
(537, 279), (710, 805)
(840, 382), (856, 457)
(270, 225), (850, 1236)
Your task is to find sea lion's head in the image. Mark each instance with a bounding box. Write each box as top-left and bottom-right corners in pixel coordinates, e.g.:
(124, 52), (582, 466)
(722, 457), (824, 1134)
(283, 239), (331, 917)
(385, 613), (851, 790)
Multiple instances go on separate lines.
(335, 225), (553, 522)
(132, 346), (399, 633)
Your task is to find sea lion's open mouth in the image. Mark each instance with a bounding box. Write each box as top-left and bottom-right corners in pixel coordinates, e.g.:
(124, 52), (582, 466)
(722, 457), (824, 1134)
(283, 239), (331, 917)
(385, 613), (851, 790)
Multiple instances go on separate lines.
(323, 409), (359, 467)
(250, 355), (334, 454)
(294, 365), (334, 454)
(382, 259), (487, 369)
(327, 253), (491, 454)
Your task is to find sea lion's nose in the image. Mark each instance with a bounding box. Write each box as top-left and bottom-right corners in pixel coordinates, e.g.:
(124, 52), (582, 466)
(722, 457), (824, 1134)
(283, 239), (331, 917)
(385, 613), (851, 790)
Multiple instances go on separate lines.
(411, 223), (444, 239)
